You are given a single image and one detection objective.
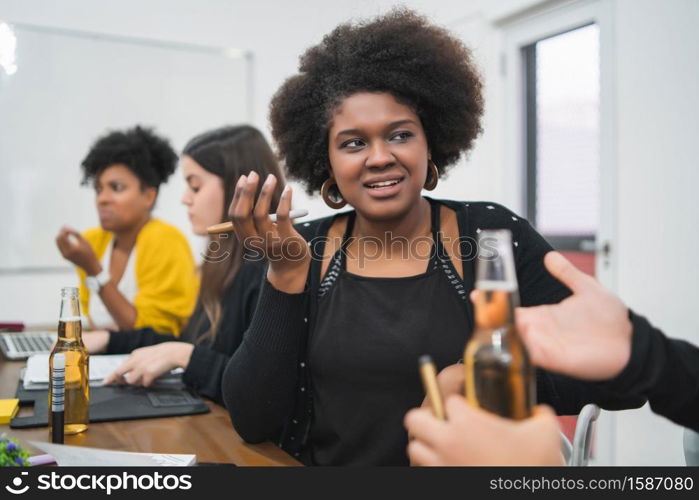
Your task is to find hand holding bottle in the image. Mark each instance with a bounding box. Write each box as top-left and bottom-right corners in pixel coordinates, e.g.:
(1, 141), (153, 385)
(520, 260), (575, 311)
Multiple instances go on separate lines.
(405, 396), (563, 466)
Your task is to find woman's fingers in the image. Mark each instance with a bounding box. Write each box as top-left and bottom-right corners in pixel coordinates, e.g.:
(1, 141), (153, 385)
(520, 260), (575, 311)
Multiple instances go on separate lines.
(56, 226), (81, 248)
(404, 407), (449, 448)
(103, 357), (135, 385)
(102, 370), (121, 385)
(104, 353), (146, 386)
(273, 185), (295, 239)
(102, 373), (126, 385)
(55, 228), (71, 252)
(230, 173), (261, 243)
(124, 369), (144, 386)
(55, 235), (69, 254)
(227, 175), (245, 219)
(515, 306), (564, 371)
(252, 174), (278, 238)
(531, 404), (557, 420)
(275, 186), (309, 264)
(230, 175), (308, 273)
(543, 251), (596, 295)
(407, 439), (441, 466)
(63, 227), (83, 240)
(435, 364), (464, 398)
(141, 371), (159, 387)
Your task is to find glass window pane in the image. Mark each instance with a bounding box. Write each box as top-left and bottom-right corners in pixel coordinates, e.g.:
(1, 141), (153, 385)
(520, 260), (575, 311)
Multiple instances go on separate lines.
(535, 24), (599, 237)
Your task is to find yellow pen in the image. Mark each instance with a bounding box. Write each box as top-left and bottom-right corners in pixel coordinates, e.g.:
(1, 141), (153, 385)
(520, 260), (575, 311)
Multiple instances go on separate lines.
(419, 355), (445, 420)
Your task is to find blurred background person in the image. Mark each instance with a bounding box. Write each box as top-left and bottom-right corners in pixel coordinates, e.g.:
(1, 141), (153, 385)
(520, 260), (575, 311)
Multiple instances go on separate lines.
(82, 125), (284, 404)
(56, 126), (198, 335)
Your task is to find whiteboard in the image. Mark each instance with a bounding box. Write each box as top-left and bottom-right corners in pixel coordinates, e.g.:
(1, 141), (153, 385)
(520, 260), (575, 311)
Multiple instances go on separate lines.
(0, 23), (251, 271)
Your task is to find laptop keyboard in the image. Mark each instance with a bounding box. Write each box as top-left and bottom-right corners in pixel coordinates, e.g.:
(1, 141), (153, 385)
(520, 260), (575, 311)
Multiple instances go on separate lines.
(0, 332), (55, 359)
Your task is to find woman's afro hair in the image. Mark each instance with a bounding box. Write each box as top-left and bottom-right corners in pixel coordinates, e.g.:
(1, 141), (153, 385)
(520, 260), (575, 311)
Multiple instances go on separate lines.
(80, 125), (178, 189)
(269, 8), (484, 194)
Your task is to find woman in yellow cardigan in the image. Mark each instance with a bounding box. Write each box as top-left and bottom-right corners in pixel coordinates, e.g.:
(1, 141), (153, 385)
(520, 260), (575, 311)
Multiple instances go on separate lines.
(55, 126), (198, 335)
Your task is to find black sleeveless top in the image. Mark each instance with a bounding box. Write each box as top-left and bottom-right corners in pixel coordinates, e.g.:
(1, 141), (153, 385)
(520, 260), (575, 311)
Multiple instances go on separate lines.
(308, 199), (471, 465)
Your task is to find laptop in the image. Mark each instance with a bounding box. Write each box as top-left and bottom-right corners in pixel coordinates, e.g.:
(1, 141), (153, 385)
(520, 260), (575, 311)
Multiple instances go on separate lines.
(0, 332), (55, 360)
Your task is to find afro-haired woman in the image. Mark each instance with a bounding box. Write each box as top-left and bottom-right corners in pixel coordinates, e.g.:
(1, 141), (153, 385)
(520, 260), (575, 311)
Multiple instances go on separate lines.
(56, 126), (198, 335)
(222, 9), (643, 465)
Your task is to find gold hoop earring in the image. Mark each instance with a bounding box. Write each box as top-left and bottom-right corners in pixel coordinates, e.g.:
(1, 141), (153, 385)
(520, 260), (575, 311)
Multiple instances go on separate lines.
(424, 160), (439, 191)
(321, 178), (347, 209)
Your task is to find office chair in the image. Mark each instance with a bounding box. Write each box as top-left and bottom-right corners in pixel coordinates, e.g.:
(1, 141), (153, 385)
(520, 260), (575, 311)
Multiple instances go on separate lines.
(566, 403), (600, 466)
(684, 428), (699, 466)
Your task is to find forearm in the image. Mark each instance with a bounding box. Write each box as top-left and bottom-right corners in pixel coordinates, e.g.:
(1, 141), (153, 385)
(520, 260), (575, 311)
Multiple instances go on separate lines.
(536, 369), (646, 416)
(602, 311), (699, 432)
(99, 283), (138, 329)
(267, 261), (311, 294)
(222, 278), (308, 443)
(182, 345), (230, 405)
(107, 328), (180, 354)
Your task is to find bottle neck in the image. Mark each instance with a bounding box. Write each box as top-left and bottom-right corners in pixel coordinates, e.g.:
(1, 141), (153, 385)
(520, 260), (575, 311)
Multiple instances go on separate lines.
(58, 294), (82, 342)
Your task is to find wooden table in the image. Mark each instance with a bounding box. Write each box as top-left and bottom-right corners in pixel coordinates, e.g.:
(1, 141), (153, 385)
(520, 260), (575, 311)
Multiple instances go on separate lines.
(0, 359), (300, 466)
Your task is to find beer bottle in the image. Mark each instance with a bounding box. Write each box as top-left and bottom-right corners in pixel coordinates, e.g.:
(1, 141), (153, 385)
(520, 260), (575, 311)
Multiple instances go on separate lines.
(464, 230), (535, 420)
(49, 287), (89, 435)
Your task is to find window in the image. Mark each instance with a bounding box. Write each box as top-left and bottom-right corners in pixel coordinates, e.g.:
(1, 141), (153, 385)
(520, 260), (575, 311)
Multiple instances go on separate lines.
(523, 24), (600, 251)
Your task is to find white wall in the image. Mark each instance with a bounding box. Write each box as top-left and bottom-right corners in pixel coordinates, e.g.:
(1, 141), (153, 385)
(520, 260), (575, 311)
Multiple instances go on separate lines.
(1, 0), (697, 465)
(460, 0), (699, 465)
(457, 0), (699, 466)
(610, 0), (699, 466)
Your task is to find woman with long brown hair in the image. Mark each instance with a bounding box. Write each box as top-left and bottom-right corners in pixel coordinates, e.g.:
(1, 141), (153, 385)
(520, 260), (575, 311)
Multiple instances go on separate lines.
(82, 125), (284, 403)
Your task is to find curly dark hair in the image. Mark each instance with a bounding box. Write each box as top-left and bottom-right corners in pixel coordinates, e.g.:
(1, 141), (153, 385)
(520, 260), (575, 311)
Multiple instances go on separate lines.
(269, 8), (484, 194)
(80, 125), (178, 189)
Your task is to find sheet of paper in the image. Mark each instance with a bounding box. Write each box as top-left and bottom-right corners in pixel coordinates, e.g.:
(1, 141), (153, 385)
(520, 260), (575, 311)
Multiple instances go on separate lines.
(30, 441), (196, 466)
(23, 354), (184, 387)
(25, 354), (130, 384)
